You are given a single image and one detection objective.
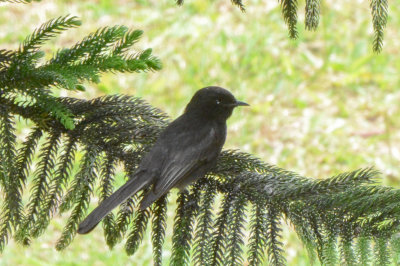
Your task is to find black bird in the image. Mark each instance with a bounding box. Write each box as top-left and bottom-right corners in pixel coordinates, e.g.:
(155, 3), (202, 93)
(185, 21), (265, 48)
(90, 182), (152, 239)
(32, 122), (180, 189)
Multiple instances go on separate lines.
(78, 86), (248, 234)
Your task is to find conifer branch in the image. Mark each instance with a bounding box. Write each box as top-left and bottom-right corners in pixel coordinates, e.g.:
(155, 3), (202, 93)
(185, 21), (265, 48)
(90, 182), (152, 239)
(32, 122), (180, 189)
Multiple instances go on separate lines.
(19, 15), (81, 57)
(210, 192), (235, 265)
(13, 128), (43, 225)
(16, 131), (61, 244)
(370, 0), (388, 52)
(231, 0), (245, 12)
(2, 88), (400, 264)
(247, 200), (268, 265)
(193, 184), (216, 265)
(99, 154), (117, 248)
(390, 235), (400, 264)
(125, 208), (151, 255)
(339, 232), (357, 265)
(225, 194), (246, 265)
(0, 110), (17, 251)
(56, 146), (101, 250)
(322, 233), (339, 265)
(115, 197), (138, 241)
(265, 205), (286, 266)
(279, 0), (298, 39)
(151, 195), (168, 266)
(0, 16), (161, 129)
(32, 134), (78, 238)
(170, 188), (201, 265)
(374, 237), (391, 265)
(356, 236), (371, 265)
(305, 0), (320, 30)
(176, 0), (390, 52)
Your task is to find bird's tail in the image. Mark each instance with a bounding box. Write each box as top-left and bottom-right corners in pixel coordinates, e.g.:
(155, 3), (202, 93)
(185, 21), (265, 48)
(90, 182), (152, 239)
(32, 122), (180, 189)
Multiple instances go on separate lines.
(78, 173), (150, 234)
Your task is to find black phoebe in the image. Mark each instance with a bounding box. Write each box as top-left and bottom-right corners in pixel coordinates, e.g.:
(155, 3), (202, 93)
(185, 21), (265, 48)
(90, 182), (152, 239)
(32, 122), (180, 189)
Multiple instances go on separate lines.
(78, 86), (248, 234)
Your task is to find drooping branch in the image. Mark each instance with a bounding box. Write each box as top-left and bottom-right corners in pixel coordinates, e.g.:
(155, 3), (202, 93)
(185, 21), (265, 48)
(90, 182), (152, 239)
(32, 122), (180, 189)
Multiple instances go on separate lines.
(1, 89), (400, 265)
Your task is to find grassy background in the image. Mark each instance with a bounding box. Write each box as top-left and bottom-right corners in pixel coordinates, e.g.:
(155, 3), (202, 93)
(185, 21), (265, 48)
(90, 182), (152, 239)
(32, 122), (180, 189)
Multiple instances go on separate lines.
(1, 0), (400, 265)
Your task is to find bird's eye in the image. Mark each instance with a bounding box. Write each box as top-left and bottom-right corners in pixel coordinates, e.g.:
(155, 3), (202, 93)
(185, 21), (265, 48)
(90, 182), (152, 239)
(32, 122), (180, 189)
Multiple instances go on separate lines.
(216, 99), (221, 105)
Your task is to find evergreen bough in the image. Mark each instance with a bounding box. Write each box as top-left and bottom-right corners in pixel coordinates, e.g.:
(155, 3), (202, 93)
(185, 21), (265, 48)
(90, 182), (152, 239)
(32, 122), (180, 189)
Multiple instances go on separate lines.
(3, 0), (390, 52)
(0, 5), (397, 266)
(177, 0), (389, 53)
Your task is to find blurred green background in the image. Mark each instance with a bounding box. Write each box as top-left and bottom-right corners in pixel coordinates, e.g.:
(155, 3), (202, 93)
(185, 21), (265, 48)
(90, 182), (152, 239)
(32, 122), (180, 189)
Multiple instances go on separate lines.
(1, 0), (400, 265)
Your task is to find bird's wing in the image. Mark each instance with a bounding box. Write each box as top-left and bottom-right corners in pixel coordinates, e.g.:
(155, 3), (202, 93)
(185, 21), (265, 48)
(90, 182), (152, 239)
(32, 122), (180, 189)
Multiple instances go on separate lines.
(153, 126), (220, 196)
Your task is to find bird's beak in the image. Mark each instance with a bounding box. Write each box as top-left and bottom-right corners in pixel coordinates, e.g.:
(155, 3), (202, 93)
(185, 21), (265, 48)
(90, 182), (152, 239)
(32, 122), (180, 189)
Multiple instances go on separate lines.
(235, 100), (249, 107)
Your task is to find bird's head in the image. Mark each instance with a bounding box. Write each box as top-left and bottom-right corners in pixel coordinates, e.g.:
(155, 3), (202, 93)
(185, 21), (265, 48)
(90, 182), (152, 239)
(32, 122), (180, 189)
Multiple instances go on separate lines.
(185, 86), (249, 121)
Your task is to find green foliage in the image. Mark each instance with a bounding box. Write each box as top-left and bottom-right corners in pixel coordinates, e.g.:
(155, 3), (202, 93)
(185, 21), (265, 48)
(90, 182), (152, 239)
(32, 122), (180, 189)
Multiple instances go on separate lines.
(247, 201), (268, 265)
(193, 184), (216, 265)
(305, 0), (320, 30)
(99, 154), (117, 248)
(374, 237), (391, 265)
(225, 194), (246, 265)
(265, 205), (286, 266)
(18, 131), (62, 243)
(125, 208), (151, 255)
(230, 0), (245, 12)
(151, 195), (168, 266)
(210, 192), (235, 265)
(0, 15), (161, 130)
(7, 106), (397, 266)
(0, 6), (398, 266)
(370, 0), (388, 53)
(19, 15), (81, 57)
(391, 234), (400, 264)
(170, 188), (201, 265)
(177, 0), (390, 52)
(279, 0), (298, 39)
(356, 236), (371, 265)
(0, 110), (17, 250)
(1, 0), (391, 53)
(0, 15), (162, 252)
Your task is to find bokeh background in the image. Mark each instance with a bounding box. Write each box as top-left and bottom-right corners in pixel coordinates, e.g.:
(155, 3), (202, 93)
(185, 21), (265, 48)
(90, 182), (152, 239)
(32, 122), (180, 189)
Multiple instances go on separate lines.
(1, 0), (400, 265)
